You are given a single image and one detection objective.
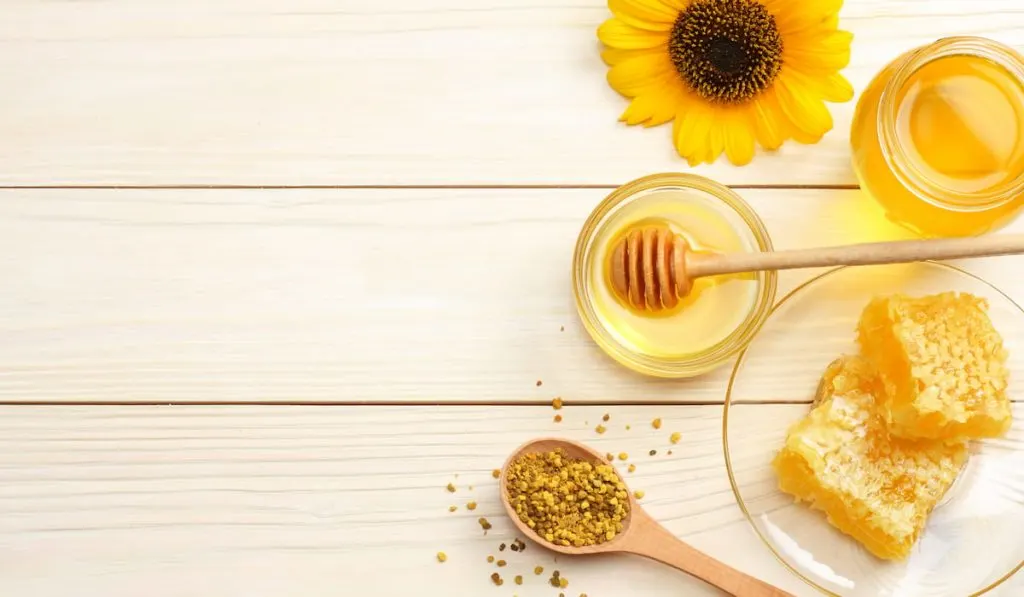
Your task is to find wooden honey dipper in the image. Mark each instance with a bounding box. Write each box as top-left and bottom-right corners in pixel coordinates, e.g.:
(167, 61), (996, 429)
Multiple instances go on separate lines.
(609, 224), (1024, 312)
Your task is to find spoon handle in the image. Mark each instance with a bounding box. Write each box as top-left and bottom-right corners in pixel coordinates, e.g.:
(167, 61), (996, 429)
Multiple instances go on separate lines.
(687, 233), (1024, 279)
(620, 511), (793, 597)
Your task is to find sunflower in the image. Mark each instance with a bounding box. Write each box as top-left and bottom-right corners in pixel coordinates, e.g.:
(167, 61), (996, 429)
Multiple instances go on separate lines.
(598, 0), (853, 166)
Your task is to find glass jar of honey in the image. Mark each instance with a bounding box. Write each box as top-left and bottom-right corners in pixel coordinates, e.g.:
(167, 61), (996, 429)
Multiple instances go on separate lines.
(572, 174), (776, 378)
(851, 37), (1024, 237)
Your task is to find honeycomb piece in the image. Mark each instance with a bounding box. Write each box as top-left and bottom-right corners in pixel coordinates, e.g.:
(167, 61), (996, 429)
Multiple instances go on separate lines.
(774, 356), (968, 561)
(813, 352), (877, 404)
(858, 292), (1012, 440)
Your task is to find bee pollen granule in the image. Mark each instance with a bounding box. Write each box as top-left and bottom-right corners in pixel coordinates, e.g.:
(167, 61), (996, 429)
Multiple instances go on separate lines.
(505, 449), (630, 547)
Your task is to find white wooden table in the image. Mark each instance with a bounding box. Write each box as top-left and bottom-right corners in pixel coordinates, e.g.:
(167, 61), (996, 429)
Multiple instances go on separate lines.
(0, 1), (1021, 595)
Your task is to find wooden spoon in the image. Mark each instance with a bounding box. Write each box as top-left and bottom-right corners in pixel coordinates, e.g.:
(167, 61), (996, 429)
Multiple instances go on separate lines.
(499, 437), (793, 597)
(609, 226), (1024, 312)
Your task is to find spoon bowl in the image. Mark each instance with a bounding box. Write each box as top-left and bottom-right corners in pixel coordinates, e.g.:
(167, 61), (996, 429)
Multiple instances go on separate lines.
(499, 437), (793, 596)
(499, 437), (638, 556)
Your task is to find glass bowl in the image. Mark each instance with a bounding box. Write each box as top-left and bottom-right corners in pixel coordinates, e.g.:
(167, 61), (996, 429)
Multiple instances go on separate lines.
(572, 173), (777, 378)
(723, 262), (1024, 596)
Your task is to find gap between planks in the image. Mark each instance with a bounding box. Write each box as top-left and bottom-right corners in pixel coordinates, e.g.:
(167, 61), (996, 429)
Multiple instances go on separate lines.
(0, 399), (812, 407)
(0, 183), (862, 191)
(0, 399), (1019, 406)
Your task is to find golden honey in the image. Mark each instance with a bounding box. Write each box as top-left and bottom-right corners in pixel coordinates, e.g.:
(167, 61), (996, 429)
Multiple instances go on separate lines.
(852, 37), (1024, 237)
(573, 174), (775, 378)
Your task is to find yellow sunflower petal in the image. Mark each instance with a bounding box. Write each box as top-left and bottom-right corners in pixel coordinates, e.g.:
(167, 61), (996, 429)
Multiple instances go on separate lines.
(659, 0), (692, 11)
(784, 30), (853, 73)
(790, 125), (825, 145)
(751, 89), (791, 150)
(722, 108), (757, 166)
(609, 0), (681, 30)
(784, 68), (853, 103)
(607, 50), (676, 97)
(764, 0), (844, 37)
(774, 72), (833, 139)
(673, 98), (714, 166)
(598, 18), (670, 50)
(621, 83), (686, 127)
(601, 46), (664, 67)
(707, 117), (726, 164)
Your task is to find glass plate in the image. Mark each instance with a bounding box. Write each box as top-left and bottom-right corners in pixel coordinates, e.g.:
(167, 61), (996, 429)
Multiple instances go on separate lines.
(723, 263), (1024, 596)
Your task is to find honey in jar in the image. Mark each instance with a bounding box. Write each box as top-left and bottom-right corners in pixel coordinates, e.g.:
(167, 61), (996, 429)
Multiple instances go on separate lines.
(572, 174), (775, 378)
(851, 37), (1024, 237)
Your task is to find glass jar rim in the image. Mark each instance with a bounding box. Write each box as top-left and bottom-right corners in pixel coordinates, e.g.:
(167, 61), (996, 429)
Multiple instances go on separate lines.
(877, 36), (1024, 212)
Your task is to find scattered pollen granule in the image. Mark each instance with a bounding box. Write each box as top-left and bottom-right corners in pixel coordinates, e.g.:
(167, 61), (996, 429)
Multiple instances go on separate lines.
(552, 397), (564, 410)
(670, 432), (681, 444)
(652, 418), (662, 429)
(595, 425), (607, 434)
(436, 552), (447, 563)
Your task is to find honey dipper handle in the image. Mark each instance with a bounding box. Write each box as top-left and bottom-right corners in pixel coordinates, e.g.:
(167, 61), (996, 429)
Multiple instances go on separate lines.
(686, 234), (1024, 278)
(684, 234), (1024, 278)
(618, 511), (793, 596)
(684, 233), (1024, 280)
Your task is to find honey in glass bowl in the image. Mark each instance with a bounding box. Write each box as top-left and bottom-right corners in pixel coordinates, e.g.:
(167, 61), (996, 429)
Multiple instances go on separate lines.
(572, 174), (776, 378)
(851, 37), (1024, 237)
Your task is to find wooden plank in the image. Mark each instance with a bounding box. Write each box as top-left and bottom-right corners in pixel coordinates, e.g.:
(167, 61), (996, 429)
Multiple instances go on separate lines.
(0, 0), (1021, 186)
(0, 404), (1019, 596)
(3, 187), (1023, 404)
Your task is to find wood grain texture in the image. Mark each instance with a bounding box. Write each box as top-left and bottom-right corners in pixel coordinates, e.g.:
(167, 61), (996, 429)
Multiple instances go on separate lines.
(0, 0), (1021, 186)
(3, 187), (1023, 404)
(1, 404), (1019, 597)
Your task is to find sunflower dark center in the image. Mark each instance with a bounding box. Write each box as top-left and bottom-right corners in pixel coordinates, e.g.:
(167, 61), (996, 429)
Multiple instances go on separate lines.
(669, 0), (783, 104)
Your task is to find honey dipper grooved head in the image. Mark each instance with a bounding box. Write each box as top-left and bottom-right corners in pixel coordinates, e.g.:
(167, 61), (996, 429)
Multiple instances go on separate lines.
(608, 224), (692, 313)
